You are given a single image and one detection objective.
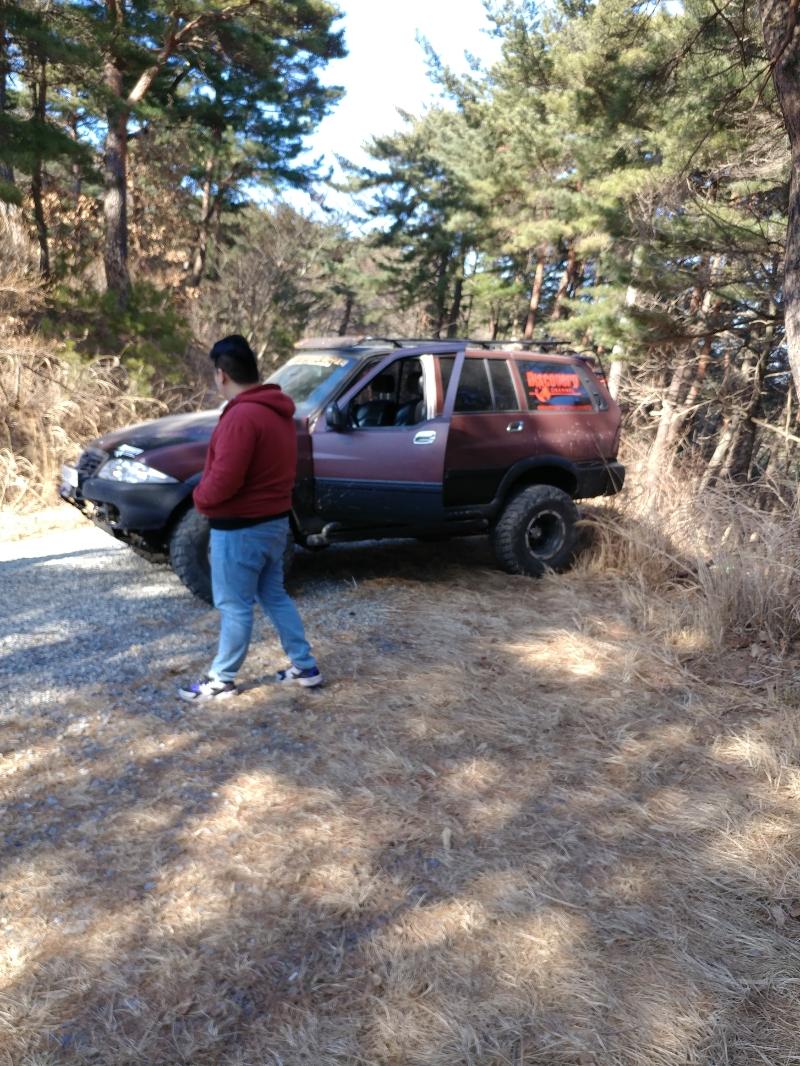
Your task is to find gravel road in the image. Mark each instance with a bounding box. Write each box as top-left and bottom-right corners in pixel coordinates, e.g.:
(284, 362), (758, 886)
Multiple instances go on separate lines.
(0, 518), (495, 723)
(0, 523), (221, 719)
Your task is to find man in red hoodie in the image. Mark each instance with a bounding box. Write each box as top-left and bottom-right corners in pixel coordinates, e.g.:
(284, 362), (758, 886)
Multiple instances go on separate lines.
(179, 335), (321, 701)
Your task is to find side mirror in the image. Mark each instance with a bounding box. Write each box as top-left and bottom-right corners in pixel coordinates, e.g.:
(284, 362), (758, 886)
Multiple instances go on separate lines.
(325, 402), (348, 431)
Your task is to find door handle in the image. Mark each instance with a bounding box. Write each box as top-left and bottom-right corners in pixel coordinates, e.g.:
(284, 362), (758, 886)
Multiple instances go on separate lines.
(506, 421), (524, 433)
(413, 430), (437, 445)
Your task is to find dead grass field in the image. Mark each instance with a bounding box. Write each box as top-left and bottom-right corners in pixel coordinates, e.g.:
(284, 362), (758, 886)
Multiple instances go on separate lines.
(3, 499), (800, 1065)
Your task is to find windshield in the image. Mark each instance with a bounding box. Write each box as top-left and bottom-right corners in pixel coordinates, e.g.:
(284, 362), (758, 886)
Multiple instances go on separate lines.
(266, 352), (357, 415)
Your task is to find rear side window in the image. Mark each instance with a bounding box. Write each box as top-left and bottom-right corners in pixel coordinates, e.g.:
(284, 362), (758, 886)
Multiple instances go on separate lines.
(440, 357), (520, 413)
(455, 359), (493, 412)
(518, 360), (594, 410)
(487, 360), (518, 410)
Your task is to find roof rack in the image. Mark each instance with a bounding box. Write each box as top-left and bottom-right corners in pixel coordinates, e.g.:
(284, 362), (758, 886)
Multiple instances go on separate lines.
(295, 335), (587, 355)
(356, 336), (580, 351)
(465, 338), (576, 351)
(355, 336), (406, 348)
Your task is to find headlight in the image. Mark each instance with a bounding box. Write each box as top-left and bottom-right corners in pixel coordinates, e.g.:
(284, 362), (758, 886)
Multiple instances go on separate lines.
(96, 458), (178, 484)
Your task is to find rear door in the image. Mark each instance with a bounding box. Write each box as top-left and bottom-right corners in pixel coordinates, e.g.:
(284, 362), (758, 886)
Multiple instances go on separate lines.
(311, 346), (465, 528)
(514, 357), (618, 460)
(442, 354), (530, 508)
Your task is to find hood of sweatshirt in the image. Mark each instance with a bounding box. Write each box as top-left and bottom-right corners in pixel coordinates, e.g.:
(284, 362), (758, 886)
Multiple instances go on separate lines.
(222, 384), (295, 420)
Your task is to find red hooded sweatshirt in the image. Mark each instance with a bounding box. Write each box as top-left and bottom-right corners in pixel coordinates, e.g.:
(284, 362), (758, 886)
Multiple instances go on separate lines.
(193, 384), (297, 525)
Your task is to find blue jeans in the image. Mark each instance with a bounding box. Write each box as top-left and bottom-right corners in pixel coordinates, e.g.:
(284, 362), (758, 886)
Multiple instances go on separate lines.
(208, 518), (316, 682)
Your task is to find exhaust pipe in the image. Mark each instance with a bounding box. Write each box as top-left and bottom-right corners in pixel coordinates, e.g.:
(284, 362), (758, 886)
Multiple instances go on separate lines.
(304, 522), (341, 549)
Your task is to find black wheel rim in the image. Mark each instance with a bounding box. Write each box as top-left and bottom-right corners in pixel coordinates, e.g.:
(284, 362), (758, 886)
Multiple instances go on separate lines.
(525, 509), (565, 559)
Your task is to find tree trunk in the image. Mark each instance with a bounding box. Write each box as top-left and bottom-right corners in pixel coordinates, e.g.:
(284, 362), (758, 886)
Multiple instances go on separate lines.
(647, 355), (693, 480)
(30, 167), (49, 279)
(189, 208), (215, 288)
(723, 349), (769, 480)
(723, 298), (776, 481)
(699, 417), (735, 492)
(551, 244), (580, 321)
(510, 271), (525, 338)
(0, 15), (14, 189)
(68, 113), (82, 202)
(523, 249), (546, 339)
(606, 248), (643, 403)
(30, 53), (50, 279)
(759, 2), (800, 403)
(607, 358), (624, 400)
(188, 143), (225, 288)
(103, 58), (130, 304)
(446, 265), (464, 338)
(338, 292), (354, 336)
(764, 386), (794, 482)
(432, 250), (449, 338)
(662, 342), (711, 455)
(658, 253), (724, 455)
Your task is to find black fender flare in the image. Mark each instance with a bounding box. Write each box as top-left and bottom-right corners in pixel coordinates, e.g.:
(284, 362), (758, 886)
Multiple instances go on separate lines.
(493, 456), (579, 513)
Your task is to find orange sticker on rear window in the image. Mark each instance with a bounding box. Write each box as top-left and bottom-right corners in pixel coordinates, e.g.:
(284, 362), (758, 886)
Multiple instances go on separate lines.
(525, 370), (582, 404)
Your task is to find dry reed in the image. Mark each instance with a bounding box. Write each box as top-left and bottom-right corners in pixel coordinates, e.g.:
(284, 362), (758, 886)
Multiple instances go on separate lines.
(577, 447), (800, 650)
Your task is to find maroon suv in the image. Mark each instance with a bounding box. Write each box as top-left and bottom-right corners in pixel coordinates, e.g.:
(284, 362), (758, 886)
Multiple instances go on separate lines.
(59, 338), (624, 601)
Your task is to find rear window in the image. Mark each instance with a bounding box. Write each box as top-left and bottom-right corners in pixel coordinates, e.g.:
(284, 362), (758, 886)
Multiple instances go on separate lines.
(517, 360), (594, 410)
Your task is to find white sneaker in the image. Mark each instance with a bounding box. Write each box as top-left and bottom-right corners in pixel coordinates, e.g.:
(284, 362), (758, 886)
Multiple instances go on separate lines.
(178, 676), (238, 701)
(275, 665), (323, 687)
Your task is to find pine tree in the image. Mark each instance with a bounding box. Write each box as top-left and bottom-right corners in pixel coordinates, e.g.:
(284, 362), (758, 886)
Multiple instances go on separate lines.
(345, 107), (489, 337)
(0, 0), (92, 249)
(77, 0), (344, 305)
(759, 1), (800, 404)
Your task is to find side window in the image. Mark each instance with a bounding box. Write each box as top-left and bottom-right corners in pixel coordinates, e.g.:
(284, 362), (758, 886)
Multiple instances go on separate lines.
(439, 356), (520, 414)
(518, 360), (594, 410)
(487, 359), (518, 411)
(349, 357), (428, 428)
(454, 359), (493, 412)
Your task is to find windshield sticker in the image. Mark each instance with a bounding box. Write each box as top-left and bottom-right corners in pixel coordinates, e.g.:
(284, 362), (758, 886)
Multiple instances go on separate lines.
(290, 354), (349, 368)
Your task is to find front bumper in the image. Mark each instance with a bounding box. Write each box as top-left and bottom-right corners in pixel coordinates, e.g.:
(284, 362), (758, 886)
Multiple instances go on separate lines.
(74, 476), (194, 532)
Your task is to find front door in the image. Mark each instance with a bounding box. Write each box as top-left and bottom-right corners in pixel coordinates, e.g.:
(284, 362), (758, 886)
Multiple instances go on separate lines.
(312, 348), (464, 529)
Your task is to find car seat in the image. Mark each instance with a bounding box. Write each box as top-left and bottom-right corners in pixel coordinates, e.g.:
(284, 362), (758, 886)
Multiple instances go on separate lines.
(394, 371), (425, 425)
(352, 374), (397, 427)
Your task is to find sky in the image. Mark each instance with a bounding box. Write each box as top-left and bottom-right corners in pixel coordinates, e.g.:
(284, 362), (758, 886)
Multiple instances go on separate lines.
(286, 0), (501, 217)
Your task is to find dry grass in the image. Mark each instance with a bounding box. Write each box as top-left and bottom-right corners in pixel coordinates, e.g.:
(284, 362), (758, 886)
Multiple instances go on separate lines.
(2, 491), (800, 1064)
(0, 212), (171, 514)
(580, 450), (800, 649)
(0, 336), (170, 515)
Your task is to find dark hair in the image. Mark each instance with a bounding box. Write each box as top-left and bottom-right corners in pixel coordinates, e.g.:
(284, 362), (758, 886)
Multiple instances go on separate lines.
(209, 334), (259, 385)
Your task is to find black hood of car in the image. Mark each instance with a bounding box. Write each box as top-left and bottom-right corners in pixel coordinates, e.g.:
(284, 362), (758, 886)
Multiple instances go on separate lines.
(95, 409), (221, 454)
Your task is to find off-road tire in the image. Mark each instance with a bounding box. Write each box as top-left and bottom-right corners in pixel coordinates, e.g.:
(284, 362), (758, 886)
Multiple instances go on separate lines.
(491, 484), (579, 576)
(169, 508), (296, 605)
(170, 507), (212, 603)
